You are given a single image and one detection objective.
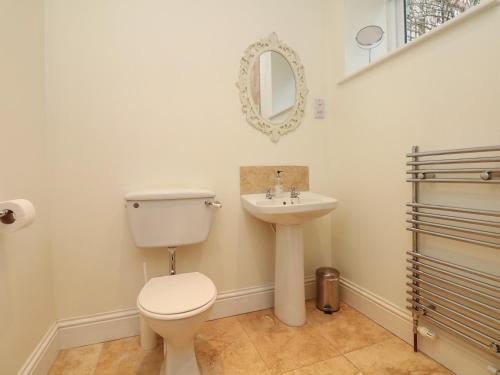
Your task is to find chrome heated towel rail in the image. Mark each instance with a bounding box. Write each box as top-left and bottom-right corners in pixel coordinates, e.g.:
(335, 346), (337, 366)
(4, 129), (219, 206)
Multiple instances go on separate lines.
(406, 145), (500, 357)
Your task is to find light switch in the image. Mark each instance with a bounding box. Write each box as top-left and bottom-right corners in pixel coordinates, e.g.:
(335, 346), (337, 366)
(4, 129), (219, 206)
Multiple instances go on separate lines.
(314, 98), (325, 119)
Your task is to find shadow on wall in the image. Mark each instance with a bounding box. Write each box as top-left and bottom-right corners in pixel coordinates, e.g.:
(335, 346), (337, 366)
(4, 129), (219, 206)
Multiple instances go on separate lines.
(239, 211), (276, 283)
(0, 238), (11, 334)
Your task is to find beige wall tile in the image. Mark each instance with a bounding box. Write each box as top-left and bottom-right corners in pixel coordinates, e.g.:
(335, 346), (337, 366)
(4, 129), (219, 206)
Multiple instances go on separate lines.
(240, 166), (309, 194)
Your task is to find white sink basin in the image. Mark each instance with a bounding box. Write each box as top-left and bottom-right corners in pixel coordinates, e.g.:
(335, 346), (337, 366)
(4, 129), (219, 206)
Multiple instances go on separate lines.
(241, 191), (339, 225)
(241, 191), (339, 327)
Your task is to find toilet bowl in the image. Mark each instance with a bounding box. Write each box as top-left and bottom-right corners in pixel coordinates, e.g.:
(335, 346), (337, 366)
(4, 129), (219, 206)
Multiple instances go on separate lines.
(137, 272), (217, 375)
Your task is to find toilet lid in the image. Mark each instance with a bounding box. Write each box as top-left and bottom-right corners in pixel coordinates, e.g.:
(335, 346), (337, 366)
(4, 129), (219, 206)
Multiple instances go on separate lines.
(138, 272), (217, 316)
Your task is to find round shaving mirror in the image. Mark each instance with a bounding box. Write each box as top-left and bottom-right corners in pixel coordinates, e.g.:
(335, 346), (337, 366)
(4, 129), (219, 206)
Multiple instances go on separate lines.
(355, 25), (384, 63)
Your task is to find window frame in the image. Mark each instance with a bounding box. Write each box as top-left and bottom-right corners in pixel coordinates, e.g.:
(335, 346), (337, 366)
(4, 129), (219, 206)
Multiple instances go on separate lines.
(340, 0), (498, 84)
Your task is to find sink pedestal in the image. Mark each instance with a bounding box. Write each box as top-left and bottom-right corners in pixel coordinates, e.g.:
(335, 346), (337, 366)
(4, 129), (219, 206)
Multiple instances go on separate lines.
(274, 224), (306, 326)
(241, 191), (339, 327)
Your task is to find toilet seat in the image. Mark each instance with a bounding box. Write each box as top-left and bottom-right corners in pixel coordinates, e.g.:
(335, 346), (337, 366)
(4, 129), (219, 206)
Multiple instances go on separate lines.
(138, 272), (217, 320)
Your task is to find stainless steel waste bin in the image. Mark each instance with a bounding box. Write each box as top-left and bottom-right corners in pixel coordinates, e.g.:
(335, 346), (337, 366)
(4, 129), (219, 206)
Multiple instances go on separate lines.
(316, 267), (340, 314)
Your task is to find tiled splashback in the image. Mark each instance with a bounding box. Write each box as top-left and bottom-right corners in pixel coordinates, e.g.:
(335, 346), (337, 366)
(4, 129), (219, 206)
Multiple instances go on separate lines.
(240, 166), (309, 194)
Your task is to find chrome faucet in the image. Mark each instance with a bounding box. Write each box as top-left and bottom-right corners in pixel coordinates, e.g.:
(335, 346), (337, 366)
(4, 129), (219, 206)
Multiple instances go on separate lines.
(290, 186), (300, 199)
(265, 188), (273, 200)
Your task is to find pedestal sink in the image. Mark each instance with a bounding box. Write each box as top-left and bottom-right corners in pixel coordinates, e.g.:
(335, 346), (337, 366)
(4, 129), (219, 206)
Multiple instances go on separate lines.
(241, 191), (339, 326)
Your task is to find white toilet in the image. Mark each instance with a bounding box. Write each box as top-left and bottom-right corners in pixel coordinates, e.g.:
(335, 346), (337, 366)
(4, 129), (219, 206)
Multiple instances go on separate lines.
(125, 189), (221, 375)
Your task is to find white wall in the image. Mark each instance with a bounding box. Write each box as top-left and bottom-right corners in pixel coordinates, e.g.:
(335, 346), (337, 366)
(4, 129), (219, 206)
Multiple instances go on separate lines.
(45, 0), (333, 320)
(0, 0), (56, 373)
(329, 2), (500, 373)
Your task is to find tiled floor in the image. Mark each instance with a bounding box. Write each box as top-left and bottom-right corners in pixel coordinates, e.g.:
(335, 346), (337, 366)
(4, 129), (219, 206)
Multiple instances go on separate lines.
(48, 300), (453, 375)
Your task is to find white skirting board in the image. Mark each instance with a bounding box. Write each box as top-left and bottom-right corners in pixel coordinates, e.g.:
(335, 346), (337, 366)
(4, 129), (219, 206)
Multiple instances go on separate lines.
(18, 276), (316, 375)
(19, 276), (498, 375)
(16, 324), (59, 375)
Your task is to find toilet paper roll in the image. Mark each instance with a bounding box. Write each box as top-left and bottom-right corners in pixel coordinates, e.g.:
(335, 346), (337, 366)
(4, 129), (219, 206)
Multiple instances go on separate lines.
(0, 199), (36, 233)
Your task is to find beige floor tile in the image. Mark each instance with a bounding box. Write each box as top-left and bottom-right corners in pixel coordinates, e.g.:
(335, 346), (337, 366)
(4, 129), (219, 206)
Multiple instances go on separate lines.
(305, 300), (352, 326)
(94, 336), (163, 375)
(284, 356), (363, 375)
(48, 343), (103, 375)
(196, 316), (271, 375)
(345, 337), (453, 375)
(46, 304), (451, 375)
(313, 303), (394, 354)
(238, 308), (339, 374)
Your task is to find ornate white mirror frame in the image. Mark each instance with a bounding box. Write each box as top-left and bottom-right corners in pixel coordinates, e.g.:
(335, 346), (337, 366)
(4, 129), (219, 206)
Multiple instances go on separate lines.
(237, 33), (308, 143)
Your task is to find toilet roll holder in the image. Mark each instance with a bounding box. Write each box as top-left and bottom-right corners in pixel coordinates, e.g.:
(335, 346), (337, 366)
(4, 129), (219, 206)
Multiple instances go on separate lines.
(0, 209), (15, 224)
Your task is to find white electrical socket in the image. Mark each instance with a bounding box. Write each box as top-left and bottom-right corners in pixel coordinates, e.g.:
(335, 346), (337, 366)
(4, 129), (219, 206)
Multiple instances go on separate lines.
(314, 98), (325, 119)
(417, 326), (437, 340)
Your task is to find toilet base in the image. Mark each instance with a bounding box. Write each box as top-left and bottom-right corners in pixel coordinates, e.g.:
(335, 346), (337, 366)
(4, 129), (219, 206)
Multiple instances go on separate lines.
(160, 338), (200, 375)
(140, 303), (214, 375)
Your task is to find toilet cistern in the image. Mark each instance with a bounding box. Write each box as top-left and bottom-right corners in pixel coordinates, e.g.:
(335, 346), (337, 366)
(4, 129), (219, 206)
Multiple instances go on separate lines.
(126, 189), (221, 248)
(164, 198), (222, 276)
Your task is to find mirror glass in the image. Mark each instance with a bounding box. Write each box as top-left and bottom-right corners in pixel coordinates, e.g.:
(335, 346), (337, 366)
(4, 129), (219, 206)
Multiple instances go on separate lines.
(249, 51), (296, 124)
(356, 25), (384, 48)
(355, 25), (384, 63)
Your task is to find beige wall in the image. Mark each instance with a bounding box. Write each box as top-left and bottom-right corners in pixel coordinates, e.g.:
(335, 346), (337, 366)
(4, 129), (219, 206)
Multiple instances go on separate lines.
(0, 0), (56, 373)
(45, 0), (333, 319)
(328, 3), (500, 372)
(330, 1), (500, 308)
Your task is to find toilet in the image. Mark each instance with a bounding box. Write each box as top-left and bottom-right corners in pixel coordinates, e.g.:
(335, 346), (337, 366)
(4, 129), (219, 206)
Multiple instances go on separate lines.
(125, 189), (221, 375)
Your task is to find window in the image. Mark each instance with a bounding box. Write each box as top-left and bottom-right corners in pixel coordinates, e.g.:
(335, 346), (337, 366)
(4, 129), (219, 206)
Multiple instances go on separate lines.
(343, 0), (483, 76)
(405, 0), (482, 42)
